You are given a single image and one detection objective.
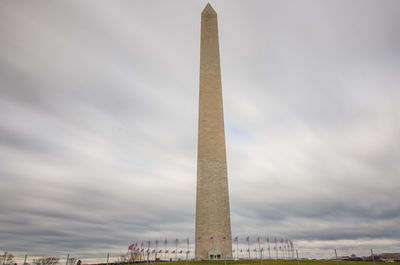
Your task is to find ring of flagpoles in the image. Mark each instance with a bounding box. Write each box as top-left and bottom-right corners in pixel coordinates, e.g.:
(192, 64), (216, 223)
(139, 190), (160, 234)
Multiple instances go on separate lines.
(127, 236), (296, 261)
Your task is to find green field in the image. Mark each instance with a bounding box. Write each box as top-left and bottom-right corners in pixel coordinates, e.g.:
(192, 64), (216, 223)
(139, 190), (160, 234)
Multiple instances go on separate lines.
(161, 260), (378, 265)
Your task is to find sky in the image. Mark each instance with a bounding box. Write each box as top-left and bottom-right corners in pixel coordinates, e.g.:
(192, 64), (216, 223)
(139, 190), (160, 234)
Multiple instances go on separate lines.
(1, 0), (400, 262)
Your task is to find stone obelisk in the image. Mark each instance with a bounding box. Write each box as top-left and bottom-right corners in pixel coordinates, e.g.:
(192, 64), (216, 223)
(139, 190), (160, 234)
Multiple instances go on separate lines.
(195, 3), (232, 261)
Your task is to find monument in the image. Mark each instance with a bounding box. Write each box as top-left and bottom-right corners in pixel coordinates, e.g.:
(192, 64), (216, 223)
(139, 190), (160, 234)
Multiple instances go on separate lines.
(195, 3), (233, 260)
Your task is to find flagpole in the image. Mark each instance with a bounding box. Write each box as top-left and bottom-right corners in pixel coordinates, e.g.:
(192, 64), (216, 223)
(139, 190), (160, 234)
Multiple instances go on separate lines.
(175, 238), (178, 261)
(66, 254), (69, 265)
(335, 249), (339, 265)
(106, 253), (109, 265)
(165, 239), (167, 261)
(187, 237), (189, 265)
(248, 237), (250, 259)
(155, 240), (158, 261)
(296, 250), (300, 265)
(224, 236), (227, 265)
(23, 255), (27, 265)
(236, 237), (239, 260)
(267, 237), (271, 259)
(371, 249), (376, 265)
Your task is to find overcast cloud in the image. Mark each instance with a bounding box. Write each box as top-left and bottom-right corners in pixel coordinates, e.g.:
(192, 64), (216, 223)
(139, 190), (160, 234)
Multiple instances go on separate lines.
(1, 0), (400, 262)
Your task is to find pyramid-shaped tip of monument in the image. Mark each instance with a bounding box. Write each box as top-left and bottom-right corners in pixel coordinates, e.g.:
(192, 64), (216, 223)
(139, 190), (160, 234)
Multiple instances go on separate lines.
(202, 3), (217, 16)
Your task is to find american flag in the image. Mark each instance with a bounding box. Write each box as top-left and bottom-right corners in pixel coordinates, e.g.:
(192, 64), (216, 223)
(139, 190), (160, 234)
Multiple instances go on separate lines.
(158, 250), (162, 253)
(179, 250), (183, 254)
(165, 250), (169, 253)
(257, 237), (260, 243)
(196, 237), (201, 242)
(240, 249), (243, 253)
(234, 236), (238, 242)
(245, 236), (249, 242)
(221, 236), (226, 242)
(208, 236), (214, 242)
(128, 244), (134, 250)
(172, 250), (176, 254)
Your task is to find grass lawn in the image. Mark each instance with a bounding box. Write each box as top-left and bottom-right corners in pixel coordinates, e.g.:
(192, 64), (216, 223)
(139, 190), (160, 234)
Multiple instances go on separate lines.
(150, 260), (377, 265)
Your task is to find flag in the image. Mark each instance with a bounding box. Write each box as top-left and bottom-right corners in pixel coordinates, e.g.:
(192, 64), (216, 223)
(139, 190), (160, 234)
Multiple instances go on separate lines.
(146, 249), (149, 253)
(164, 239), (168, 246)
(234, 237), (238, 242)
(141, 249), (144, 253)
(141, 241), (144, 247)
(196, 237), (201, 242)
(152, 250), (155, 254)
(257, 237), (260, 243)
(261, 248), (264, 251)
(208, 236), (214, 242)
(186, 250), (190, 254)
(247, 249), (250, 252)
(172, 250), (176, 254)
(165, 250), (169, 253)
(221, 236), (226, 242)
(267, 237), (270, 243)
(179, 250), (183, 254)
(175, 238), (179, 244)
(128, 244), (134, 250)
(233, 250), (236, 253)
(158, 250), (162, 253)
(245, 236), (249, 242)
(254, 248), (257, 252)
(240, 249), (243, 253)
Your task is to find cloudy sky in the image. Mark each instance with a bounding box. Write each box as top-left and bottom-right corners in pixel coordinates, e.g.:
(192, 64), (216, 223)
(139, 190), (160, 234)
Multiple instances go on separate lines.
(1, 0), (400, 262)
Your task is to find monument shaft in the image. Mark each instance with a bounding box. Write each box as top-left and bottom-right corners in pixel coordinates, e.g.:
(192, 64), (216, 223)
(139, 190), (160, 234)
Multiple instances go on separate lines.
(195, 4), (232, 260)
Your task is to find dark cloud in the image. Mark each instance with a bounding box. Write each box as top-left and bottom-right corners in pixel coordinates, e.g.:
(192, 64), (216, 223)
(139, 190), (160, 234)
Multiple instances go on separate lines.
(1, 0), (400, 261)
